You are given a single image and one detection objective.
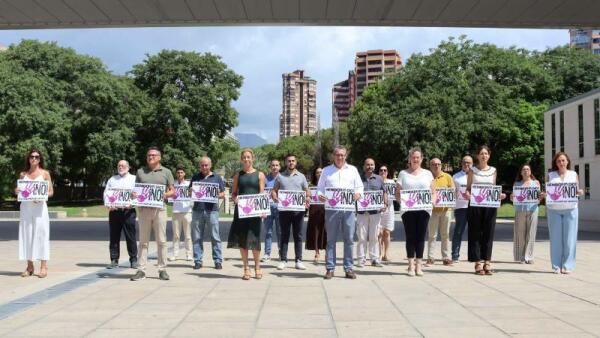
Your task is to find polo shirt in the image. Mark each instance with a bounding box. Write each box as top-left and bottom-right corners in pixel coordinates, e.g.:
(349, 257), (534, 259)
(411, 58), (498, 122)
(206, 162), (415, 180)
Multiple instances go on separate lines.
(189, 172), (225, 212)
(273, 170), (309, 191)
(136, 165), (174, 187)
(358, 173), (386, 215)
(432, 171), (454, 212)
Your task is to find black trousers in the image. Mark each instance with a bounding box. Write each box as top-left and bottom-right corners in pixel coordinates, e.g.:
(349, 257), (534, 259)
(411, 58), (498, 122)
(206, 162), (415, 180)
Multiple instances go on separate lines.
(278, 211), (304, 262)
(401, 210), (430, 259)
(467, 206), (497, 262)
(108, 209), (138, 262)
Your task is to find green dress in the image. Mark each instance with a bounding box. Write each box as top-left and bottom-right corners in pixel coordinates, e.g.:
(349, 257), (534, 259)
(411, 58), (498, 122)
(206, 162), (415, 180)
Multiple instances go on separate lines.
(227, 170), (262, 250)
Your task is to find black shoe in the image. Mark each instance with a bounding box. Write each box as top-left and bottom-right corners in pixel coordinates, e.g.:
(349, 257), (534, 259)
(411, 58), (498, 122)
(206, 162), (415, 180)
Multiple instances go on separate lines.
(106, 260), (118, 269)
(345, 270), (357, 279)
(159, 270), (170, 281)
(193, 262), (202, 270)
(130, 270), (145, 281)
(130, 260), (139, 269)
(324, 270), (334, 280)
(215, 263), (222, 270)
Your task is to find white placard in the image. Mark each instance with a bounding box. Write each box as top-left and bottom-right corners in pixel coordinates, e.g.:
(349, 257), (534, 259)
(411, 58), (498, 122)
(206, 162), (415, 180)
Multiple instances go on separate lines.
(545, 183), (579, 205)
(512, 186), (540, 206)
(434, 187), (456, 208)
(237, 193), (271, 218)
(17, 180), (49, 202)
(264, 187), (274, 203)
(309, 187), (323, 205)
(104, 188), (134, 208)
(456, 184), (468, 201)
(277, 190), (306, 211)
(168, 183), (192, 203)
(470, 184), (502, 208)
(357, 190), (385, 212)
(400, 189), (433, 211)
(384, 182), (396, 201)
(324, 187), (356, 211)
(191, 182), (220, 203)
(131, 183), (165, 208)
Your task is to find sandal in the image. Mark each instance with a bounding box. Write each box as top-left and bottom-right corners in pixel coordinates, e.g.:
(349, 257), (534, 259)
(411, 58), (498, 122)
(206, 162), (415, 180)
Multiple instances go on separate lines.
(474, 262), (484, 275)
(254, 268), (263, 280)
(242, 268), (251, 280)
(483, 263), (493, 275)
(21, 267), (34, 278)
(38, 267), (48, 279)
(314, 254), (319, 264)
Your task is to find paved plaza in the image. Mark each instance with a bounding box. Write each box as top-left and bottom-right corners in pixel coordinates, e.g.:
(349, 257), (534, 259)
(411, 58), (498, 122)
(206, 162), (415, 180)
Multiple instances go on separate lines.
(1, 219), (600, 338)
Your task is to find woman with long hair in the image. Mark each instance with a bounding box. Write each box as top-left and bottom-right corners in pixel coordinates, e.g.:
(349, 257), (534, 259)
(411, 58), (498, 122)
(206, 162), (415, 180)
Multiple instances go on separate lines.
(511, 164), (542, 264)
(227, 148), (266, 280)
(378, 165), (395, 262)
(15, 149), (54, 278)
(305, 167), (326, 263)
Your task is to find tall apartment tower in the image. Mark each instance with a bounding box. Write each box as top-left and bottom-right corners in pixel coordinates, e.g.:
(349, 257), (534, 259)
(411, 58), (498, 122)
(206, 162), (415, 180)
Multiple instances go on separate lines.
(355, 49), (402, 97)
(332, 71), (356, 123)
(569, 29), (600, 55)
(280, 70), (317, 140)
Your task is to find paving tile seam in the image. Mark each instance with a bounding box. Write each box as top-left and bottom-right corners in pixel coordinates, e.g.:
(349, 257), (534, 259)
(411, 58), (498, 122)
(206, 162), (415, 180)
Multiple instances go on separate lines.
(320, 280), (340, 338)
(372, 279), (425, 338)
(526, 279), (600, 307)
(473, 277), (594, 336)
(251, 280), (273, 338)
(419, 277), (512, 337)
(164, 280), (221, 337)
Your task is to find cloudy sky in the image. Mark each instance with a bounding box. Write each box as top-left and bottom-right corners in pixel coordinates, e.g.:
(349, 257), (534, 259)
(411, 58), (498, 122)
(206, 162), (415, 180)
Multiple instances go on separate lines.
(0, 26), (568, 143)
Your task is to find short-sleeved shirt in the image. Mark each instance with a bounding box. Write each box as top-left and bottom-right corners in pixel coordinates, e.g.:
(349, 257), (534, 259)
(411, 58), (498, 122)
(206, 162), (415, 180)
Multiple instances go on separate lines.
(273, 170), (308, 192)
(136, 165), (174, 187)
(265, 173), (278, 209)
(513, 180), (540, 213)
(189, 172), (225, 212)
(359, 173), (385, 215)
(432, 172), (454, 212)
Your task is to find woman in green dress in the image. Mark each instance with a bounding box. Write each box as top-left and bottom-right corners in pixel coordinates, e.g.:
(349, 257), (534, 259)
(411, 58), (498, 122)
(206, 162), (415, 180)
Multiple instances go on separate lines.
(227, 148), (266, 280)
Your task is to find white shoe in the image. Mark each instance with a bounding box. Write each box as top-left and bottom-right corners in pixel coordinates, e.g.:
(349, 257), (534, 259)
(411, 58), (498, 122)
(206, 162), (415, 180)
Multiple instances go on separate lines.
(167, 256), (177, 262)
(277, 262), (287, 270)
(186, 255), (193, 261)
(261, 255), (271, 263)
(356, 259), (365, 268)
(295, 261), (307, 270)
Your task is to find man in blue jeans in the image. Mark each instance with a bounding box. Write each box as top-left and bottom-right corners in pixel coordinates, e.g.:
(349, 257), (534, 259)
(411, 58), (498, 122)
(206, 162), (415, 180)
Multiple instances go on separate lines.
(317, 146), (364, 279)
(261, 159), (281, 263)
(189, 156), (225, 270)
(451, 155), (472, 263)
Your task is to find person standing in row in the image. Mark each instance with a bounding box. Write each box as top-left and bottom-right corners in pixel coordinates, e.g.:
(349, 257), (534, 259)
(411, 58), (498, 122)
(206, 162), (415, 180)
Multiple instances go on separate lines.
(261, 160), (281, 263)
(356, 158), (387, 268)
(511, 164), (542, 264)
(465, 145), (505, 276)
(169, 166), (193, 262)
(426, 157), (454, 266)
(17, 149), (53, 278)
(103, 160), (137, 269)
(190, 157), (225, 270)
(318, 146), (363, 280)
(395, 147), (435, 277)
(546, 152), (583, 274)
(451, 155), (472, 263)
(228, 149), (266, 280)
(378, 165), (395, 262)
(130, 147), (175, 281)
(272, 154), (310, 270)
(306, 167), (326, 264)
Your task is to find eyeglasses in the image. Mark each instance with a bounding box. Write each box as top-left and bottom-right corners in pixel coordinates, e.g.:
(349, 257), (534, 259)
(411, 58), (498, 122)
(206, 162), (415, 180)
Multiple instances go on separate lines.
(29, 155), (40, 160)
(379, 169), (387, 172)
(147, 154), (160, 158)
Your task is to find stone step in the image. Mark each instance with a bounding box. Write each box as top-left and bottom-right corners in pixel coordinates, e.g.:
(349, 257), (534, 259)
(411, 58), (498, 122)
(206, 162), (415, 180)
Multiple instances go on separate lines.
(0, 211), (67, 219)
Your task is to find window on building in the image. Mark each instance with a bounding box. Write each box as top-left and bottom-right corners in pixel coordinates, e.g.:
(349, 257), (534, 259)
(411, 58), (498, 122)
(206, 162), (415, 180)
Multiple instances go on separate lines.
(585, 163), (590, 200)
(579, 104), (584, 157)
(560, 110), (565, 152)
(595, 98), (600, 155)
(574, 164), (579, 175)
(551, 113), (556, 156)
(594, 49), (600, 55)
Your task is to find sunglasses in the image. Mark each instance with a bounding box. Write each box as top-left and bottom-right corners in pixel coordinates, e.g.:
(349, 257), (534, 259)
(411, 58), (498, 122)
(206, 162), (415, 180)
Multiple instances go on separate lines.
(29, 155), (40, 159)
(379, 169), (387, 171)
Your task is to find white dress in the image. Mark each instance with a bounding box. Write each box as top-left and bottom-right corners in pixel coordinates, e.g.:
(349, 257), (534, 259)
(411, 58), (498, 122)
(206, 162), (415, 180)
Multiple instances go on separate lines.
(380, 179), (395, 231)
(19, 174), (50, 261)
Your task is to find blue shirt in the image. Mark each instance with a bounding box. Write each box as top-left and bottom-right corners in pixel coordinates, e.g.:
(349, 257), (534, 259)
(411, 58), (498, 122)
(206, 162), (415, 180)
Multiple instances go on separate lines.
(358, 173), (386, 215)
(189, 172), (225, 212)
(265, 173), (278, 209)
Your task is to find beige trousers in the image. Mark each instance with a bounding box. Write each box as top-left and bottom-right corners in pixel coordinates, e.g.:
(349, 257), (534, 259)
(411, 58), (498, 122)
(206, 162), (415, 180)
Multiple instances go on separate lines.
(172, 212), (193, 257)
(427, 210), (451, 260)
(137, 207), (167, 271)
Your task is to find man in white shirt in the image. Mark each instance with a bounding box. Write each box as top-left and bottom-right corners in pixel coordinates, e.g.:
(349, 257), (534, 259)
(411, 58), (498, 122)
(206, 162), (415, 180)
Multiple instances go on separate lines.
(317, 146), (364, 279)
(451, 155), (473, 263)
(169, 166), (193, 262)
(103, 160), (137, 269)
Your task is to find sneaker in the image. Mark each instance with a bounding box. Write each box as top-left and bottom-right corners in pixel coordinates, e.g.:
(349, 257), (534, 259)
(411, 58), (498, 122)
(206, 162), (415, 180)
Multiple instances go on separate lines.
(159, 270), (170, 280)
(277, 262), (287, 270)
(186, 255), (193, 261)
(130, 270), (146, 281)
(372, 260), (384, 267)
(215, 263), (223, 270)
(167, 256), (177, 262)
(193, 262), (202, 270)
(324, 270), (334, 280)
(355, 259), (366, 268)
(407, 269), (416, 277)
(295, 261), (307, 270)
(261, 255), (271, 263)
(106, 260), (118, 269)
(130, 260), (139, 269)
(345, 270), (357, 279)
(452, 259), (459, 264)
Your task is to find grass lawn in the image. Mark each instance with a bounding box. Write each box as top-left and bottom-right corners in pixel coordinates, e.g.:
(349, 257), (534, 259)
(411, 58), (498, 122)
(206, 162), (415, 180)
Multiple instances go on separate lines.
(497, 203), (546, 218)
(49, 204), (233, 218)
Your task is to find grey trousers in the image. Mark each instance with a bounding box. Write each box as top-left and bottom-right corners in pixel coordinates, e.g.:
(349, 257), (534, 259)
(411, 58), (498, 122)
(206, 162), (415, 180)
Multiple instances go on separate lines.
(513, 209), (539, 262)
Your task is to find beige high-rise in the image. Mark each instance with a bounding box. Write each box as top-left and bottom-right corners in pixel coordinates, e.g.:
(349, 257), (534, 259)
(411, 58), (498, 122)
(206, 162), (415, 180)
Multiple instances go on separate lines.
(355, 49), (402, 97)
(280, 70), (317, 140)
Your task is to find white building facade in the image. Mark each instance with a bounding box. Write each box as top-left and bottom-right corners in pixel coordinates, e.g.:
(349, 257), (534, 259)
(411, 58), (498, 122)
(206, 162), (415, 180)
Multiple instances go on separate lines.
(544, 88), (600, 221)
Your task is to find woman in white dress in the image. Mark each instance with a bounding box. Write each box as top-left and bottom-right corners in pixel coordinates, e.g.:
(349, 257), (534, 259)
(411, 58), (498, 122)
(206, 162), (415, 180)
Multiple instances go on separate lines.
(15, 149), (53, 278)
(378, 165), (395, 262)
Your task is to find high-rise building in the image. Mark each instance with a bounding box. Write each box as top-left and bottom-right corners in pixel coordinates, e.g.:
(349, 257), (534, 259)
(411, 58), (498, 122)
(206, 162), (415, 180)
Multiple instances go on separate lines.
(280, 70), (317, 140)
(332, 50), (402, 126)
(569, 29), (600, 55)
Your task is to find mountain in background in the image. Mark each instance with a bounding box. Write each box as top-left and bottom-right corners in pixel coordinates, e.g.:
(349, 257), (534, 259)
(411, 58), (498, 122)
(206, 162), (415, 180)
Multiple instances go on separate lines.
(234, 133), (269, 148)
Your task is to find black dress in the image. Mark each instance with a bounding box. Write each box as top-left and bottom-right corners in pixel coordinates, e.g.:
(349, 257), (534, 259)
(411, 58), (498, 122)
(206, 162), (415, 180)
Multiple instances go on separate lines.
(305, 203), (326, 250)
(227, 170), (262, 251)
